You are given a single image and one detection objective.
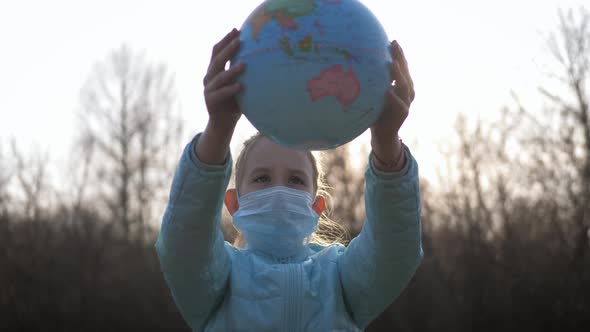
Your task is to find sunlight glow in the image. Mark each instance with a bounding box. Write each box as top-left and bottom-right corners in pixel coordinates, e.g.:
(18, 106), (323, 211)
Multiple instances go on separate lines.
(0, 0), (587, 186)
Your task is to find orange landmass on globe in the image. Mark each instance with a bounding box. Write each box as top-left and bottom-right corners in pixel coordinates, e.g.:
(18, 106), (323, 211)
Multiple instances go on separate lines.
(307, 64), (361, 107)
(250, 8), (274, 40)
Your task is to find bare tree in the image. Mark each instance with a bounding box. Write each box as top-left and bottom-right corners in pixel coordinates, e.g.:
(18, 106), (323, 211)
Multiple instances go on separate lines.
(515, 7), (590, 257)
(321, 145), (366, 237)
(10, 140), (51, 220)
(67, 132), (95, 219)
(78, 44), (183, 242)
(0, 142), (12, 215)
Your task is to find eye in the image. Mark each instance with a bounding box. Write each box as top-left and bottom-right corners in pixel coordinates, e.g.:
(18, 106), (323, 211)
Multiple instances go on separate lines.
(254, 174), (271, 183)
(288, 175), (305, 185)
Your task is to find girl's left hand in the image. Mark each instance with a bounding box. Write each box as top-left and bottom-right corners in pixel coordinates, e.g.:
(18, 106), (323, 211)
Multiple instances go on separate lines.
(370, 40), (415, 142)
(369, 41), (415, 171)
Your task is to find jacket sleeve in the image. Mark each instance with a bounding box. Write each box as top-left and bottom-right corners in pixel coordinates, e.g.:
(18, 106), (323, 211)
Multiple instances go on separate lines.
(337, 143), (423, 329)
(154, 134), (232, 331)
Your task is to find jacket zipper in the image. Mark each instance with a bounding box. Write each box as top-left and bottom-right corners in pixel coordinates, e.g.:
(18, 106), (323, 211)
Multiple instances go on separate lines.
(279, 257), (303, 331)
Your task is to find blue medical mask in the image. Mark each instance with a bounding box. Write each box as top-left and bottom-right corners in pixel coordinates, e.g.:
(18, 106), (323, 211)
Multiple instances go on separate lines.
(232, 186), (320, 259)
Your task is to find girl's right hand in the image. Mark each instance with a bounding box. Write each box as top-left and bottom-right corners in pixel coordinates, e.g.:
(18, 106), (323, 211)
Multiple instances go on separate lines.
(203, 28), (245, 134)
(197, 29), (245, 165)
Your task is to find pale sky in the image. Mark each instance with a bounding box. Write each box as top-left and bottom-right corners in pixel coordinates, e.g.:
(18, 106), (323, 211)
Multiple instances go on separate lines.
(0, 0), (587, 185)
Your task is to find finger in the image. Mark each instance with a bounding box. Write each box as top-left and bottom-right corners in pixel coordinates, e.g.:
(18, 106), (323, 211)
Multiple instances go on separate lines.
(206, 82), (242, 105)
(204, 62), (245, 93)
(392, 41), (414, 90)
(391, 58), (415, 103)
(204, 30), (241, 85)
(389, 56), (395, 84)
(387, 86), (410, 115)
(208, 34), (241, 77)
(211, 28), (239, 62)
(392, 60), (411, 104)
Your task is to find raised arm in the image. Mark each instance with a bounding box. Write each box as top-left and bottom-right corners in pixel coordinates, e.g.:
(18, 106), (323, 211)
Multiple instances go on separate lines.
(337, 145), (423, 328)
(155, 28), (245, 330)
(337, 40), (422, 328)
(154, 136), (233, 330)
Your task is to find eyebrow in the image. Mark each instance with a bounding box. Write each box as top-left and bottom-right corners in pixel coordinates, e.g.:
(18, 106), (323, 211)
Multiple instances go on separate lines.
(248, 167), (270, 176)
(249, 167), (310, 178)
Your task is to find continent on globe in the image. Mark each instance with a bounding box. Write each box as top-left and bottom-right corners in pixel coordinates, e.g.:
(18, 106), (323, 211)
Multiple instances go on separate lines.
(307, 64), (361, 107)
(236, 0), (391, 149)
(279, 36), (294, 56)
(297, 35), (313, 52)
(250, 0), (317, 40)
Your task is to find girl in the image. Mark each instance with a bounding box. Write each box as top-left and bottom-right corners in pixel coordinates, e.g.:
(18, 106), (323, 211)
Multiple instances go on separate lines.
(155, 28), (422, 331)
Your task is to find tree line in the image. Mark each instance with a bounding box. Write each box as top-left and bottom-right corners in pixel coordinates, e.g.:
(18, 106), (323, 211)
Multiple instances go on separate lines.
(0, 7), (589, 332)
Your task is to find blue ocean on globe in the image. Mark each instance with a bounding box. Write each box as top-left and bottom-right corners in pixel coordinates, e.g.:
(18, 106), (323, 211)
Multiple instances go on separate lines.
(233, 0), (392, 150)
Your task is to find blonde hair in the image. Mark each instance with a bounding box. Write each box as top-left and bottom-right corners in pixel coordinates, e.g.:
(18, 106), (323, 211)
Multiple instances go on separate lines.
(232, 132), (350, 248)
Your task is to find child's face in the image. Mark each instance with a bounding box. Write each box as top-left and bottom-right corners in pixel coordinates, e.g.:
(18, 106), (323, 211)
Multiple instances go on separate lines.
(239, 137), (315, 196)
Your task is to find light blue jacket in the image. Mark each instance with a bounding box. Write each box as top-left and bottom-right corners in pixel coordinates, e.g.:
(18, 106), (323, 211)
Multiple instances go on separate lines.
(155, 136), (423, 331)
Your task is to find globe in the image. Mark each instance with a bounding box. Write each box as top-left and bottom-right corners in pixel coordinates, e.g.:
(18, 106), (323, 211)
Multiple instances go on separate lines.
(233, 0), (392, 150)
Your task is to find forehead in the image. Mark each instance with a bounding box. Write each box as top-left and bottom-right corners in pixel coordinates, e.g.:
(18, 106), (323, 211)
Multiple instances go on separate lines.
(243, 137), (314, 176)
